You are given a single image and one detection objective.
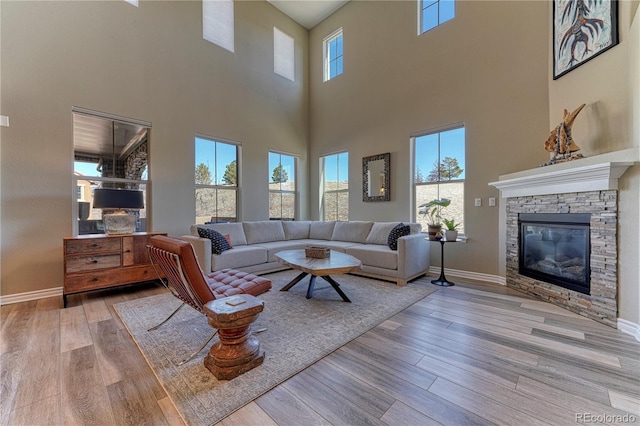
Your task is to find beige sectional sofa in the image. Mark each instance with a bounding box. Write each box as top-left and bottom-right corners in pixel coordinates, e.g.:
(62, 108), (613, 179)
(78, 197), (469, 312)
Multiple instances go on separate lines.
(180, 220), (430, 286)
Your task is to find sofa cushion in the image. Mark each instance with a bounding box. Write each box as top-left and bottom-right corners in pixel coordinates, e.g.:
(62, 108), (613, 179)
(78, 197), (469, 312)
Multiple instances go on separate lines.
(197, 227), (232, 255)
(309, 221), (336, 240)
(345, 245), (398, 270)
(387, 223), (411, 250)
(211, 246), (267, 271)
(365, 222), (403, 245)
(243, 221), (286, 244)
(254, 240), (310, 261)
(191, 223), (247, 246)
(282, 221), (311, 240)
(331, 221), (374, 243)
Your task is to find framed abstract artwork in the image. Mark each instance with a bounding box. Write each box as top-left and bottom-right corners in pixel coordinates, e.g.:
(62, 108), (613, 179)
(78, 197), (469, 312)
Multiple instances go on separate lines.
(553, 0), (618, 80)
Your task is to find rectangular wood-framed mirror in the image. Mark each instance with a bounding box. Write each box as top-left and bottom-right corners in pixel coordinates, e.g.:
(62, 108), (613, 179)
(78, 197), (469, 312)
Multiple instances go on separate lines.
(362, 152), (390, 202)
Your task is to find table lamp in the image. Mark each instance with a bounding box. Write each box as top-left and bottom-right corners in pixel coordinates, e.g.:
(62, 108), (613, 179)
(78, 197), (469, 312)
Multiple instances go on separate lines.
(93, 188), (144, 234)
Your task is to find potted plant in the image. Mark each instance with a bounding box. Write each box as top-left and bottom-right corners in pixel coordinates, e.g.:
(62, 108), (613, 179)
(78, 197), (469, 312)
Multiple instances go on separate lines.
(443, 218), (461, 241)
(418, 198), (450, 240)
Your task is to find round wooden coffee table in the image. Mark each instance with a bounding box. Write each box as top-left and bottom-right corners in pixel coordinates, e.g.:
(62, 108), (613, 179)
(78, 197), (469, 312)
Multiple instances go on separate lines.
(274, 249), (362, 303)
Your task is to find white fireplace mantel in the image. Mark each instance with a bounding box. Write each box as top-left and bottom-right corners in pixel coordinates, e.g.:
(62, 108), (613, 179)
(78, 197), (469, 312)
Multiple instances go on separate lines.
(489, 148), (638, 198)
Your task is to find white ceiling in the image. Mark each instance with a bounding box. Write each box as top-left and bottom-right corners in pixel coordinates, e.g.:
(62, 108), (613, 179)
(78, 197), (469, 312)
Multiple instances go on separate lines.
(268, 0), (349, 29)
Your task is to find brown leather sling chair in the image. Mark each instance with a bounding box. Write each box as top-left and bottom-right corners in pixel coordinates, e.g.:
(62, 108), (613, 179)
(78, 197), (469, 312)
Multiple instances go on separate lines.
(147, 235), (271, 364)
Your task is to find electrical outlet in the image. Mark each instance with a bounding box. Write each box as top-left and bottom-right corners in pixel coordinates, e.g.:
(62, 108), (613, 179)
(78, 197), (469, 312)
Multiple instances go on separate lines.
(475, 198), (482, 207)
(489, 197), (496, 207)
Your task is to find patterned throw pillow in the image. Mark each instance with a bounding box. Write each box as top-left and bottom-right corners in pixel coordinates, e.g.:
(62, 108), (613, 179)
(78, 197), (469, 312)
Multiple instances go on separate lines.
(197, 228), (232, 255)
(387, 223), (411, 251)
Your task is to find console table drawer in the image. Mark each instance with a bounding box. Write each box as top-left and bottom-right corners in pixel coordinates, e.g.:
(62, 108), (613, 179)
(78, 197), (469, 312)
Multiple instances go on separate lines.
(64, 270), (122, 293)
(121, 265), (158, 283)
(66, 254), (122, 273)
(65, 238), (121, 254)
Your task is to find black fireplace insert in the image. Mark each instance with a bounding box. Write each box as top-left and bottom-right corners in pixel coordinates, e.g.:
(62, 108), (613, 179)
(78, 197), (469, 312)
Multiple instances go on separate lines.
(519, 213), (591, 295)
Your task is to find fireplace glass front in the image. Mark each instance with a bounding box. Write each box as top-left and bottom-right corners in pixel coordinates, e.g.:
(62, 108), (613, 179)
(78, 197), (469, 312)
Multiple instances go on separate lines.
(519, 213), (590, 295)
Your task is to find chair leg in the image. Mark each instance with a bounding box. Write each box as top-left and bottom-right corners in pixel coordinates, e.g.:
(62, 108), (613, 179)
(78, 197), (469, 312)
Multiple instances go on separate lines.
(147, 302), (186, 332)
(178, 330), (219, 366)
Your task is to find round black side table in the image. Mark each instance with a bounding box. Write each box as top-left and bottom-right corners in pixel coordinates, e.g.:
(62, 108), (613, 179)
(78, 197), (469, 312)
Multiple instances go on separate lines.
(430, 239), (457, 286)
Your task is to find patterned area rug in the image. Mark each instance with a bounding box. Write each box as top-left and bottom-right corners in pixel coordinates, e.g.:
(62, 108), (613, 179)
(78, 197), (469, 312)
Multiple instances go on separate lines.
(114, 270), (437, 426)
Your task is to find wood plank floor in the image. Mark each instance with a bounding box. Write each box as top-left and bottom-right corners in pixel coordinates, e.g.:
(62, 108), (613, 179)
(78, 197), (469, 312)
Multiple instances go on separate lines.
(2, 276), (639, 425)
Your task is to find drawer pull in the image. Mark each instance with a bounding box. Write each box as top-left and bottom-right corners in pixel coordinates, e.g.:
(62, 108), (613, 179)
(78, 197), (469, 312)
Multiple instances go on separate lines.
(125, 250), (131, 253)
(92, 260), (98, 264)
(92, 277), (99, 282)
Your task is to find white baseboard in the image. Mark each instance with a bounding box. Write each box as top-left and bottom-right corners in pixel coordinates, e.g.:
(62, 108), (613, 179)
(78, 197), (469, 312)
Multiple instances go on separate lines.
(428, 266), (506, 286)
(617, 318), (640, 342)
(0, 287), (63, 306)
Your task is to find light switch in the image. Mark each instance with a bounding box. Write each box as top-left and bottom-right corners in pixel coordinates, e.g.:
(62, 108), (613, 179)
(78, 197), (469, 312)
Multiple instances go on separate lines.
(489, 197), (496, 207)
(475, 198), (482, 207)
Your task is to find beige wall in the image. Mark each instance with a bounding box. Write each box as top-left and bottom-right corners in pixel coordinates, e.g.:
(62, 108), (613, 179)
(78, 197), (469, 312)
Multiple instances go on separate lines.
(308, 1), (549, 274)
(0, 0), (308, 296)
(548, 0), (640, 324)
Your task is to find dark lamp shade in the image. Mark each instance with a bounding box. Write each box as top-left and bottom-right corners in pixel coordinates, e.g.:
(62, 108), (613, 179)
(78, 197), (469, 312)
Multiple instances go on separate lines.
(93, 189), (144, 210)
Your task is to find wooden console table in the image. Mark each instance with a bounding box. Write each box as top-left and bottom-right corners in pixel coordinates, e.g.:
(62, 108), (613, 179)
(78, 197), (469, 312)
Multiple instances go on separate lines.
(63, 232), (166, 307)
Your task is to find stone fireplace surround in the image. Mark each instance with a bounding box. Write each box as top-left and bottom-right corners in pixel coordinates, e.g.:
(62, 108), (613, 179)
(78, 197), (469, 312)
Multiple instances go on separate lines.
(491, 151), (635, 328)
(506, 190), (617, 327)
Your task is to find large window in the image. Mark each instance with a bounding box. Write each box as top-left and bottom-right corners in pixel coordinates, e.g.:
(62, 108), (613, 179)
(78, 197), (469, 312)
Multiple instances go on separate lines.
(195, 137), (239, 224)
(323, 28), (343, 81)
(320, 152), (349, 221)
(269, 152), (297, 220)
(419, 0), (455, 34)
(413, 126), (465, 233)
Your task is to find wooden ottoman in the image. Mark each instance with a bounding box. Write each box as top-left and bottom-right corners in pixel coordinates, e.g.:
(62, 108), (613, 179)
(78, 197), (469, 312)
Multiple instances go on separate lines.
(203, 294), (265, 380)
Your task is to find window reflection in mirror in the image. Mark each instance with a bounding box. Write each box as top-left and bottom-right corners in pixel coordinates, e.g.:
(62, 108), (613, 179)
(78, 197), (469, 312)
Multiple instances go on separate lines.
(72, 109), (151, 235)
(362, 153), (390, 202)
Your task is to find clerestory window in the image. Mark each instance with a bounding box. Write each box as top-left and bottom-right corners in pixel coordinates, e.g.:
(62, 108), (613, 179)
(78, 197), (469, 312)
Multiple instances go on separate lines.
(419, 0), (455, 34)
(323, 28), (343, 81)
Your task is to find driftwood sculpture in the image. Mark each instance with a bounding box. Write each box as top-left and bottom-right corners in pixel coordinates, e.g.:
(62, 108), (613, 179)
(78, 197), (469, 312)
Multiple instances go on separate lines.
(541, 103), (586, 166)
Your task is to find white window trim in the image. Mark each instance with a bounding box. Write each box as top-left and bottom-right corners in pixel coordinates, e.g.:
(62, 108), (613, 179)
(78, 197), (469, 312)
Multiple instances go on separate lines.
(322, 27), (343, 82)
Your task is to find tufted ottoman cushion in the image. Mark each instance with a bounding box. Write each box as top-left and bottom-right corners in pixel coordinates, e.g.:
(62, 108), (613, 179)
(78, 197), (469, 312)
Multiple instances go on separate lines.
(205, 268), (272, 299)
